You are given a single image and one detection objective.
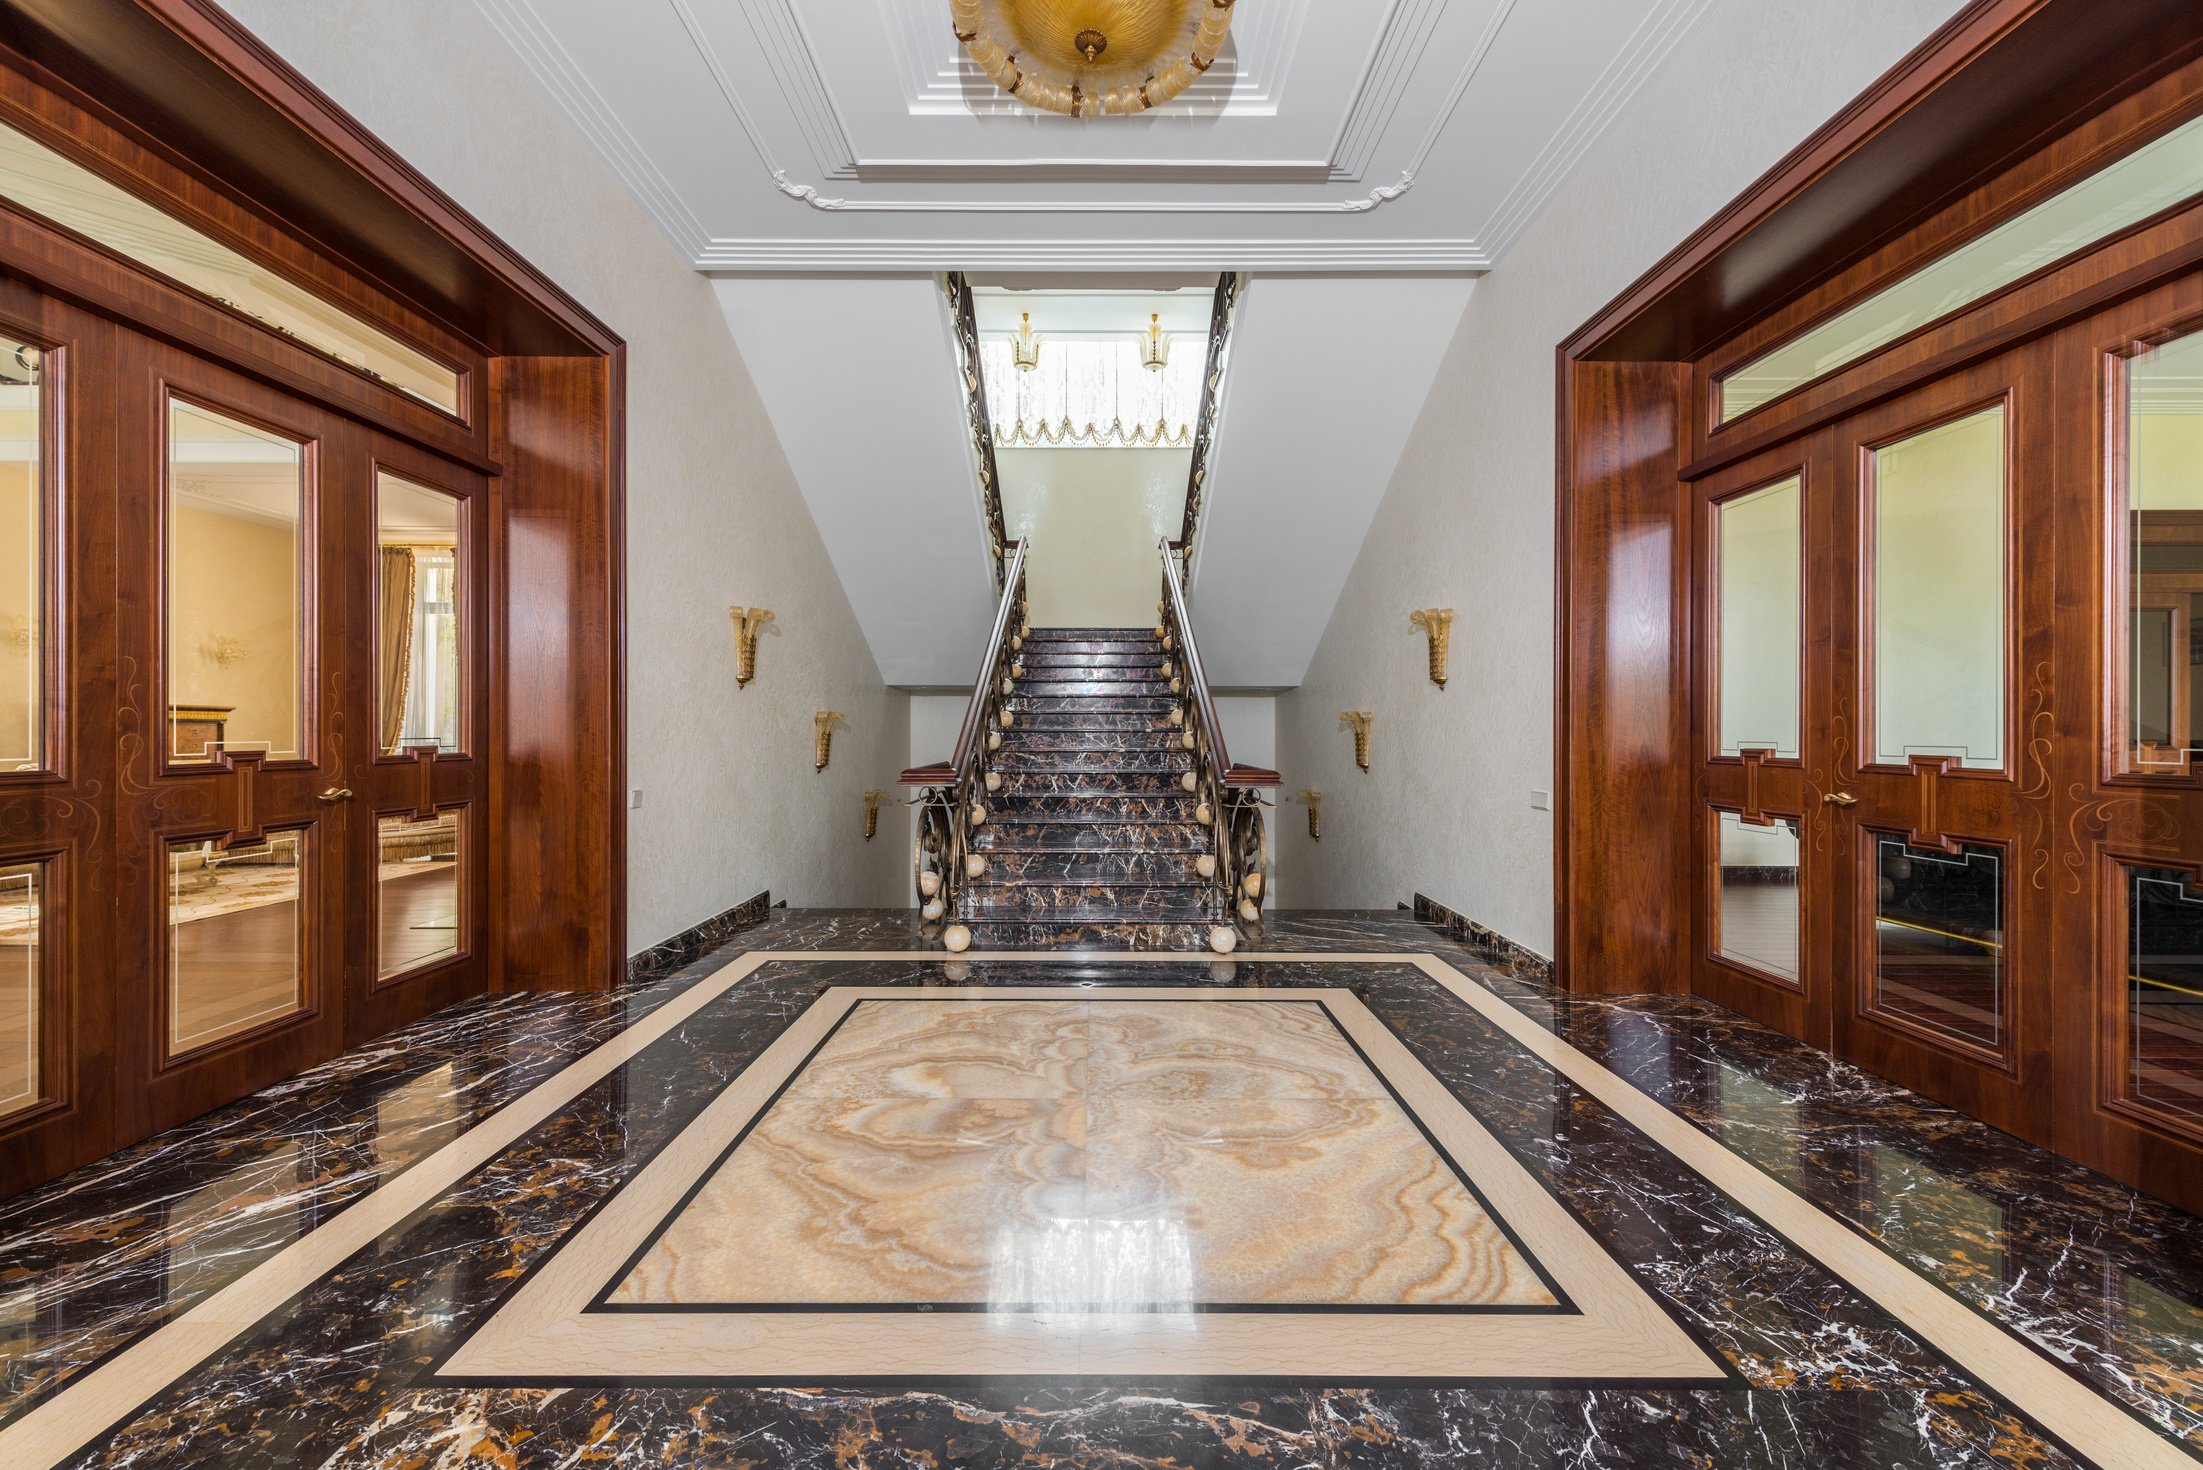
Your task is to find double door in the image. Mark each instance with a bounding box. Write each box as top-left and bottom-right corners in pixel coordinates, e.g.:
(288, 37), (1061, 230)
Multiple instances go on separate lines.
(1695, 279), (2203, 1200)
(0, 281), (487, 1191)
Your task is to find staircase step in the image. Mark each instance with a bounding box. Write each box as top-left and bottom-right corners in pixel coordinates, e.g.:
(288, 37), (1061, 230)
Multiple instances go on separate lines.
(1008, 712), (1178, 732)
(1008, 705), (1180, 722)
(980, 851), (1206, 883)
(977, 820), (1211, 851)
(962, 919), (1215, 952)
(995, 772), (1190, 797)
(997, 732), (1191, 753)
(1017, 651), (1167, 670)
(988, 793), (1201, 819)
(1021, 627), (1152, 641)
(966, 886), (1209, 919)
(1013, 665), (1172, 683)
(1013, 680), (1175, 699)
(992, 750), (1194, 774)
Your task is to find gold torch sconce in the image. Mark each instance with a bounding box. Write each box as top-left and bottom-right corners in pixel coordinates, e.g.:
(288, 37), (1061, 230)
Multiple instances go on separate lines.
(1409, 608), (1455, 689)
(1340, 711), (1373, 772)
(862, 789), (886, 841)
(1298, 790), (1323, 840)
(813, 712), (846, 772)
(730, 606), (775, 687)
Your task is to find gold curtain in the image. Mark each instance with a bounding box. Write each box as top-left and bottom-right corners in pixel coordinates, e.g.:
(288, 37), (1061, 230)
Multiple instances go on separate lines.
(378, 547), (416, 753)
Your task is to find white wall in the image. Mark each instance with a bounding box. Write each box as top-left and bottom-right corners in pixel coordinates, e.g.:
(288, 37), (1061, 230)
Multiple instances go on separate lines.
(1276, 0), (1970, 955)
(219, 0), (909, 950)
(999, 448), (1189, 628)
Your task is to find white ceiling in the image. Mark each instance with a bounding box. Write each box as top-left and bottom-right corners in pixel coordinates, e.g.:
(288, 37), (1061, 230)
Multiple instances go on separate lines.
(471, 0), (1717, 271)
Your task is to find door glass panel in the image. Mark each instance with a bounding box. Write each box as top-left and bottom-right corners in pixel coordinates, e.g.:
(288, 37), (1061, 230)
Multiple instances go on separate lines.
(167, 401), (305, 764)
(1872, 407), (2005, 769)
(2119, 329), (2203, 773)
(376, 474), (464, 754)
(0, 119), (461, 414)
(0, 337), (42, 771)
(1716, 476), (1801, 757)
(377, 811), (459, 980)
(2124, 865), (2203, 1128)
(1871, 835), (2005, 1051)
(0, 861), (40, 1119)
(1715, 809), (1800, 982)
(168, 830), (303, 1054)
(1718, 109), (2203, 422)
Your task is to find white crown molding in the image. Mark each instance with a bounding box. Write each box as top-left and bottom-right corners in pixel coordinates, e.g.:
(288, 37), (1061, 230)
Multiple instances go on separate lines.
(767, 168), (1421, 214)
(1324, 0), (1446, 182)
(1473, 0), (1716, 257)
(693, 237), (1491, 271)
(470, 0), (712, 259)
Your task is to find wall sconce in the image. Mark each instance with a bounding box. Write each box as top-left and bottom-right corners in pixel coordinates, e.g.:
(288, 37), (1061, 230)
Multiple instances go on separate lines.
(730, 606), (774, 687)
(862, 789), (887, 841)
(1340, 711), (1373, 771)
(1298, 790), (1323, 840)
(813, 711), (846, 772)
(1409, 608), (1455, 689)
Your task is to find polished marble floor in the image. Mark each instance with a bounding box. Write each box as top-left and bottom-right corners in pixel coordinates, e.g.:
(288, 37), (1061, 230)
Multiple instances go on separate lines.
(0, 909), (2197, 1467)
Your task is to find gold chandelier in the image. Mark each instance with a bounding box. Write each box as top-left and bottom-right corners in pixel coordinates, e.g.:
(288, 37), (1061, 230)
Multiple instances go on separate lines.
(950, 0), (1238, 117)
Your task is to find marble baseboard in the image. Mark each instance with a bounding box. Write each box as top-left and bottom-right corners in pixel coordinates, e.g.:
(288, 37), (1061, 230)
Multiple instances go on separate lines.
(1410, 894), (1553, 984)
(625, 889), (773, 984)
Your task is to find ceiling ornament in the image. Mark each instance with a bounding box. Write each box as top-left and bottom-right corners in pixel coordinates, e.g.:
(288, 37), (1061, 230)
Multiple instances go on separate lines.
(949, 0), (1238, 116)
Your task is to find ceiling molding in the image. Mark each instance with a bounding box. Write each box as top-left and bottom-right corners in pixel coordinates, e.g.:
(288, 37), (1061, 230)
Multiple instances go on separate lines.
(766, 169), (1421, 213)
(1325, 0), (1447, 182)
(1474, 0), (1717, 258)
(469, 0), (711, 259)
(694, 238), (1493, 272)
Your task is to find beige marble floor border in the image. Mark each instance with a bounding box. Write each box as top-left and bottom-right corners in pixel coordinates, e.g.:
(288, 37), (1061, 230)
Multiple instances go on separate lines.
(0, 949), (2187, 1470)
(442, 985), (1720, 1381)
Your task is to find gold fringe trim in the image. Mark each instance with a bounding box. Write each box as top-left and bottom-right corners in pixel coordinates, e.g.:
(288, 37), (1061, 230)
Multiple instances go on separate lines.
(993, 416), (1194, 448)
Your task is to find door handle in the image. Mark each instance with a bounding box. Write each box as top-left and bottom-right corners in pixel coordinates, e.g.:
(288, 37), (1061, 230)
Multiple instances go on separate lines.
(1823, 791), (1858, 806)
(317, 786), (354, 803)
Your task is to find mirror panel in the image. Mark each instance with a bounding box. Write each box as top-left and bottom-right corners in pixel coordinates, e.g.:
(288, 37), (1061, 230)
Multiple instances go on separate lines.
(168, 830), (304, 1055)
(1871, 406), (2006, 770)
(166, 400), (306, 765)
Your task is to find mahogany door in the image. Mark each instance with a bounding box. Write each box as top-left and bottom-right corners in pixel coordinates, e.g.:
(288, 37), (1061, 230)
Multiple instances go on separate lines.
(110, 333), (486, 1141)
(1692, 429), (1836, 1047)
(1819, 346), (2059, 1141)
(0, 279), (121, 1188)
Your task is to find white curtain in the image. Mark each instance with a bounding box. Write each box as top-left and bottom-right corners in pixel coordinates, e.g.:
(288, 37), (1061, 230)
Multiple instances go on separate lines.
(980, 336), (1204, 448)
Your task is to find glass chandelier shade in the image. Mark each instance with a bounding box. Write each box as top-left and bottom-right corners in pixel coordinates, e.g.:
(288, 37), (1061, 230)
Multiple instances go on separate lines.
(949, 0), (1238, 117)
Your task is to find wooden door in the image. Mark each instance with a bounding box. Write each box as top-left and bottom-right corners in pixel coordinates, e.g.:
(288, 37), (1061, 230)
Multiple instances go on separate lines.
(1820, 346), (2059, 1140)
(2049, 271), (2203, 1194)
(0, 279), (121, 1188)
(1692, 430), (1836, 1046)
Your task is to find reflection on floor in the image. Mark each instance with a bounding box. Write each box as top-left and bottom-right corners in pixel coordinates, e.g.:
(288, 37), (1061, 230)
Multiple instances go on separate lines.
(0, 910), (2196, 1469)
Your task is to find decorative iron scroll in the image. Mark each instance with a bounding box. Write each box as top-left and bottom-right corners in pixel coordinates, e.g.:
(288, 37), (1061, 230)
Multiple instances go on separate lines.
(945, 271), (1010, 585)
(1177, 270), (1241, 573)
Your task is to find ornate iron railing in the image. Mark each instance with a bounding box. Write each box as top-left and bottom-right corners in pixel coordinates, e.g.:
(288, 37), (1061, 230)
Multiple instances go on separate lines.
(1158, 535), (1280, 944)
(945, 271), (1010, 585)
(899, 538), (1029, 948)
(1175, 271), (1241, 581)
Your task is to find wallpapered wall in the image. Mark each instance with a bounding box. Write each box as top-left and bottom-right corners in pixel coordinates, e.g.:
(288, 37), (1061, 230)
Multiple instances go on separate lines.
(220, 0), (911, 950)
(1275, 0), (1974, 959)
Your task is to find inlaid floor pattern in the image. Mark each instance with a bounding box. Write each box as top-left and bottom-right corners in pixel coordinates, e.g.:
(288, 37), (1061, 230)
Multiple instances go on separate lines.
(975, 627), (1215, 949)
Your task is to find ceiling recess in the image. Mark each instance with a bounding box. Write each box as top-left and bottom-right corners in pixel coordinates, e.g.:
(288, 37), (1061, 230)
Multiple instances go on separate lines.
(949, 0), (1237, 116)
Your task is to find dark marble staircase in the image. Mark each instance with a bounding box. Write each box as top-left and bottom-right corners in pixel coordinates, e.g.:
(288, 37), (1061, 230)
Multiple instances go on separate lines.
(967, 626), (1217, 950)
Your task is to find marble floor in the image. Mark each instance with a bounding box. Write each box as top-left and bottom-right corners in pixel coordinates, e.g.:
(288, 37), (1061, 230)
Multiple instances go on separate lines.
(0, 909), (2198, 1467)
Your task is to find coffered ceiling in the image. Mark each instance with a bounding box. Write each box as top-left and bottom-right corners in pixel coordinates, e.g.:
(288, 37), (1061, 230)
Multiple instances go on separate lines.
(471, 0), (1716, 271)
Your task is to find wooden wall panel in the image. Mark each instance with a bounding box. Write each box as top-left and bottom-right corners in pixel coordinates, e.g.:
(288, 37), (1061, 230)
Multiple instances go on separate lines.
(489, 354), (625, 993)
(1557, 360), (1692, 994)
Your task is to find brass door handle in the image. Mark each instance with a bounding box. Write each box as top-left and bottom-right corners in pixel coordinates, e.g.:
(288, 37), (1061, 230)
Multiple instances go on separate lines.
(1823, 791), (1858, 806)
(317, 786), (354, 803)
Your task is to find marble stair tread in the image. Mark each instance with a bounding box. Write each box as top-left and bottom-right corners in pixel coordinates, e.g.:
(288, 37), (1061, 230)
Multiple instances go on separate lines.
(961, 919), (1213, 950)
(1006, 699), (1176, 715)
(965, 891), (1211, 919)
(1008, 714), (1180, 732)
(1013, 681), (1176, 698)
(976, 819), (1210, 847)
(978, 851), (1204, 882)
(1021, 627), (1154, 639)
(994, 734), (1192, 750)
(991, 752), (1196, 772)
(1018, 652), (1168, 669)
(994, 775), (1192, 796)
